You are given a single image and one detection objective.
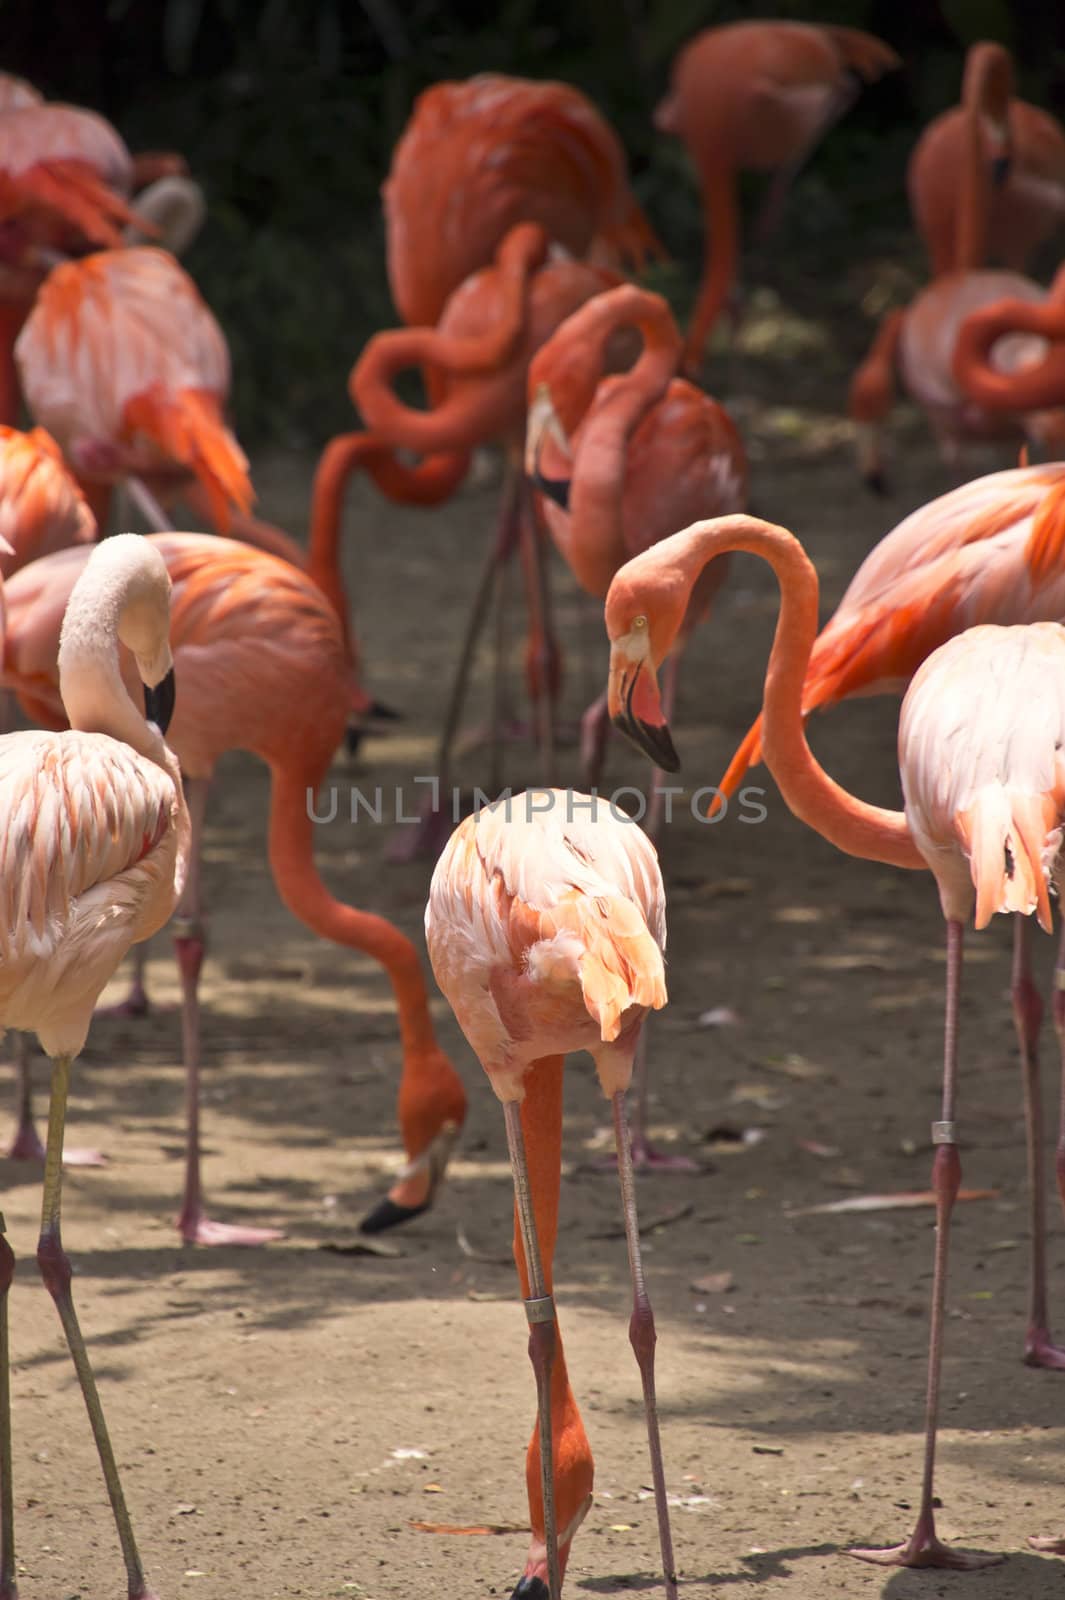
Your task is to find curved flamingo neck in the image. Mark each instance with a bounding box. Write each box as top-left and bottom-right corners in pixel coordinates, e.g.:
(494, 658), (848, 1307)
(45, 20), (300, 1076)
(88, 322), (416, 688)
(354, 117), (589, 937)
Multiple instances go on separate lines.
(563, 291), (681, 595)
(306, 430), (470, 640)
(351, 223), (548, 454)
(267, 762), (442, 1059)
(665, 516), (923, 869)
(955, 47), (1009, 271)
(953, 265), (1065, 410)
(684, 158), (738, 369)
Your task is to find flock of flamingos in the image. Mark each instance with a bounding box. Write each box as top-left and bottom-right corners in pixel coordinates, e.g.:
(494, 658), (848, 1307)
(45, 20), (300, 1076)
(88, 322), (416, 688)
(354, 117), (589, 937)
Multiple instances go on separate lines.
(2, 15), (1065, 1599)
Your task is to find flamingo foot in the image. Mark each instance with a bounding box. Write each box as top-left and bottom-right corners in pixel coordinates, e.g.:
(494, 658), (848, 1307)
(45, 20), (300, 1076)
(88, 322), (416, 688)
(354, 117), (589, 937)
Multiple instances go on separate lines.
(179, 1214), (284, 1247)
(1024, 1327), (1065, 1370)
(360, 1196), (430, 1234)
(1029, 1535), (1065, 1553)
(590, 1136), (703, 1174)
(95, 980), (151, 1020)
(849, 1520), (1003, 1569)
(5, 1122), (106, 1167)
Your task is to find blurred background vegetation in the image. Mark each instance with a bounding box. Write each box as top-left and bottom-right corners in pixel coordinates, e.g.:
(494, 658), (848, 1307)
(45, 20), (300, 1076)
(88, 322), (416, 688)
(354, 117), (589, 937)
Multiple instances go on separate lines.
(6, 0), (1062, 447)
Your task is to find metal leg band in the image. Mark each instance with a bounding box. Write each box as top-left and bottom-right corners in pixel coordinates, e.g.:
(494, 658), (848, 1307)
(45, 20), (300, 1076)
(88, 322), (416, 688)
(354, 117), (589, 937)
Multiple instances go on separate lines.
(524, 1294), (555, 1326)
(931, 1120), (956, 1145)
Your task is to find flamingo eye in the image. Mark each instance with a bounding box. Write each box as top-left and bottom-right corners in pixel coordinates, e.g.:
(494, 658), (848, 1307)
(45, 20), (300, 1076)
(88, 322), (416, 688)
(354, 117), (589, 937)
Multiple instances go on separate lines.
(632, 615), (647, 630)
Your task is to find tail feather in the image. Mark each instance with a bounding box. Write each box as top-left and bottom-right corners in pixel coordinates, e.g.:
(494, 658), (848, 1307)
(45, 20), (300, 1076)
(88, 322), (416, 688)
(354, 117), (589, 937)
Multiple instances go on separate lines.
(569, 895), (667, 1043)
(960, 787), (1058, 932)
(10, 160), (142, 247)
(717, 715), (765, 804)
(122, 386), (253, 532)
(822, 25), (902, 83)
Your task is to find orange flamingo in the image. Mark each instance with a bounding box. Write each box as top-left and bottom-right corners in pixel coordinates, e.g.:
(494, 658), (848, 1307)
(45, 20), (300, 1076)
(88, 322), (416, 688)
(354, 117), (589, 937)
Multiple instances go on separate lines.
(3, 532), (467, 1243)
(352, 222), (617, 833)
(525, 282), (747, 814)
(654, 20), (899, 373)
(606, 512), (1065, 1566)
(909, 42), (1065, 281)
(0, 422), (95, 574)
(849, 58), (1065, 488)
(384, 73), (659, 331)
(0, 533), (188, 1598)
(426, 791), (676, 1599)
(710, 466), (1065, 1366)
(13, 246), (303, 560)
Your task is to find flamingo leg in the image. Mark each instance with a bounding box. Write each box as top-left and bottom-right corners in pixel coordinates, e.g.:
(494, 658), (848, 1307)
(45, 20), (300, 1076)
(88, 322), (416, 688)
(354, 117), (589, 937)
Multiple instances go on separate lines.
(175, 776), (283, 1247)
(5, 1032), (106, 1168)
(504, 1096), (561, 1600)
(611, 1087), (679, 1598)
(0, 1213), (14, 1600)
(1012, 915), (1065, 1368)
(36, 1053), (160, 1600)
(387, 463), (522, 862)
(578, 690), (610, 792)
(851, 920), (1002, 1568)
(1029, 921), (1065, 1553)
(95, 943), (152, 1020)
(519, 492), (559, 786)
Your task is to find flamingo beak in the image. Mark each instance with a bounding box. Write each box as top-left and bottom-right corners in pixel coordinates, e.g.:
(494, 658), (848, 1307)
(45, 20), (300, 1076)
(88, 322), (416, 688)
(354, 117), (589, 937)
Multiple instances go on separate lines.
(524, 383), (572, 511)
(608, 635), (679, 772)
(143, 665), (176, 735)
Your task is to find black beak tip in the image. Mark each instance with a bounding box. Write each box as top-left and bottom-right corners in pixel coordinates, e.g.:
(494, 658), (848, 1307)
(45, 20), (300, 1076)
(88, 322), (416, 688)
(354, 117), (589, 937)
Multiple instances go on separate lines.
(611, 713), (681, 773)
(991, 153), (1012, 187)
(344, 722), (364, 758)
(143, 666), (176, 735)
(369, 699), (402, 722)
(359, 1196), (431, 1235)
(511, 1578), (550, 1599)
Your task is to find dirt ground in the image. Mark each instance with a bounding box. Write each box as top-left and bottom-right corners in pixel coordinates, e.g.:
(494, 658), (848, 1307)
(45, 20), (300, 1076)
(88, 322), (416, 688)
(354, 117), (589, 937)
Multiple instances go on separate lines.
(4, 354), (1065, 1600)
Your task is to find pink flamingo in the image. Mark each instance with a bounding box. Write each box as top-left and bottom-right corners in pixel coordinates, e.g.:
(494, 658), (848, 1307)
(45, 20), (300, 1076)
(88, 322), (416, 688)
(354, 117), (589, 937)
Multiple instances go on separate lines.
(426, 791), (676, 1598)
(606, 512), (1065, 1565)
(2, 532), (467, 1244)
(0, 533), (188, 1598)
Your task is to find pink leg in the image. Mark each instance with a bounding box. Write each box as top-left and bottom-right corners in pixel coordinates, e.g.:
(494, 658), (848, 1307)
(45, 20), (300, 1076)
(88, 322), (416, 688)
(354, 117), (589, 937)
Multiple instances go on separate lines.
(578, 691), (610, 791)
(0, 1214), (14, 1600)
(851, 920), (1003, 1568)
(95, 943), (152, 1019)
(6, 1033), (105, 1167)
(175, 778), (283, 1247)
(387, 465), (522, 863)
(612, 1086), (679, 1598)
(1028, 924), (1065, 1552)
(1012, 916), (1065, 1368)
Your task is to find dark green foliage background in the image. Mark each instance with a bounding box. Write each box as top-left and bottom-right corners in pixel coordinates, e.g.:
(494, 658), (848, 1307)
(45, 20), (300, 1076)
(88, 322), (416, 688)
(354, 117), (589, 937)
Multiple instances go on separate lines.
(5, 0), (1062, 446)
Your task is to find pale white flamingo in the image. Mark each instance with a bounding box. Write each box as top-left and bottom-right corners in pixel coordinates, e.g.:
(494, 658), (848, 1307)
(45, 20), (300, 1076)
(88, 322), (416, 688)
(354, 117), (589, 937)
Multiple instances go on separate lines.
(0, 532), (188, 1598)
(425, 791), (676, 1599)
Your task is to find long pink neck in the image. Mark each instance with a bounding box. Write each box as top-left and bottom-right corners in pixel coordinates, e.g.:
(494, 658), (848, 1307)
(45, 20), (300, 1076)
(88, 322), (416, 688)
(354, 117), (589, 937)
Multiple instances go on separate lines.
(953, 262), (1065, 410)
(684, 158), (738, 369)
(350, 222), (548, 454)
(955, 44), (1010, 271)
(668, 515), (923, 869)
(268, 763), (442, 1058)
(565, 293), (681, 595)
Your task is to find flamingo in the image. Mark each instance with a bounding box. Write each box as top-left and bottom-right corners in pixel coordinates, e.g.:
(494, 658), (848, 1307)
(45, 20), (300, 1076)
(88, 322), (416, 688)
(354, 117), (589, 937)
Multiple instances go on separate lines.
(706, 465), (1065, 1365)
(351, 222), (617, 840)
(383, 73), (659, 332)
(654, 20), (900, 373)
(13, 246), (303, 560)
(0, 422), (95, 573)
(908, 41), (1065, 281)
(0, 532), (188, 1598)
(2, 532), (467, 1243)
(849, 56), (1065, 488)
(525, 281), (748, 821)
(425, 790), (676, 1599)
(606, 512), (1065, 1566)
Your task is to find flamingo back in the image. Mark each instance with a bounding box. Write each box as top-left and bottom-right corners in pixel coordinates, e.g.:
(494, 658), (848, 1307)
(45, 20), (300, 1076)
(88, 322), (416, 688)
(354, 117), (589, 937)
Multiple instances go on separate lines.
(0, 103), (135, 247)
(0, 425), (95, 576)
(899, 622), (1065, 929)
(0, 728), (184, 1055)
(426, 793), (666, 1101)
